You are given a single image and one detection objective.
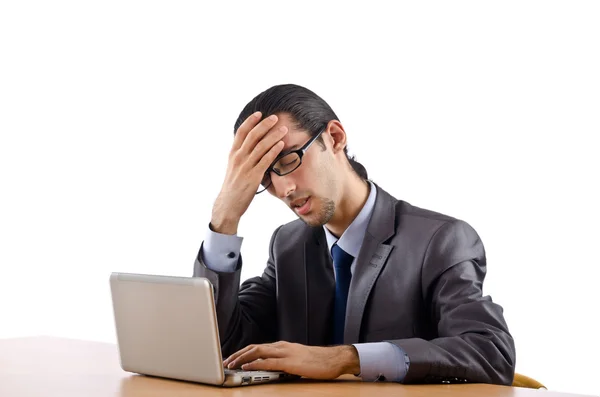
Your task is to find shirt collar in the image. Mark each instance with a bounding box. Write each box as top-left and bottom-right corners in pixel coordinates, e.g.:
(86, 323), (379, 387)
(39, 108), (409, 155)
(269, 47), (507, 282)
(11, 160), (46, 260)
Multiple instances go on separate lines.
(324, 180), (377, 258)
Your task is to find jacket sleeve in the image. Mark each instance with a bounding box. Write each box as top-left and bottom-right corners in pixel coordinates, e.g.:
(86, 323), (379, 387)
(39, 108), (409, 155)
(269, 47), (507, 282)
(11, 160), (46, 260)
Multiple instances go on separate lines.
(193, 226), (282, 357)
(391, 219), (516, 385)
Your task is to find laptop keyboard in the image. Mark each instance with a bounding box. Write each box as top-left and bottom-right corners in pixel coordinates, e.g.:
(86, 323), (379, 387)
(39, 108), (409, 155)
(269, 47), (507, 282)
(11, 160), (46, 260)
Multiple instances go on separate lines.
(224, 368), (274, 376)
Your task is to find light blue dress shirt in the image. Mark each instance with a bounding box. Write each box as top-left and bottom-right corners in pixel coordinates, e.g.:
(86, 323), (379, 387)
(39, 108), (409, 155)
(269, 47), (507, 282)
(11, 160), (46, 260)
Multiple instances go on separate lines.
(201, 181), (410, 382)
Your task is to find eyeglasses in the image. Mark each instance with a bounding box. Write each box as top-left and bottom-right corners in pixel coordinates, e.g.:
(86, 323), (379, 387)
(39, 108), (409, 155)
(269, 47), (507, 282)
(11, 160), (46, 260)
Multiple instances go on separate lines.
(256, 128), (325, 194)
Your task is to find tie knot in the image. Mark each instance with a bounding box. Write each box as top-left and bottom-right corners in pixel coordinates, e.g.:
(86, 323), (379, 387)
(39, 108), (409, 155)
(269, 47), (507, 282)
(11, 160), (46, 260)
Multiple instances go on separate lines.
(332, 244), (354, 269)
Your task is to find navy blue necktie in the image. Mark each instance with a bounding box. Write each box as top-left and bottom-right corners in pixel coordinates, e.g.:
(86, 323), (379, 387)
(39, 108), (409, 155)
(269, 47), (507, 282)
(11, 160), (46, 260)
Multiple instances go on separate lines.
(332, 244), (354, 345)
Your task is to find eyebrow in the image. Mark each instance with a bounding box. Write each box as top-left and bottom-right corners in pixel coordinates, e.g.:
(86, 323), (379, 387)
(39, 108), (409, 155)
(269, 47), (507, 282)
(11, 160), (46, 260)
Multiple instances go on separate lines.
(280, 143), (301, 155)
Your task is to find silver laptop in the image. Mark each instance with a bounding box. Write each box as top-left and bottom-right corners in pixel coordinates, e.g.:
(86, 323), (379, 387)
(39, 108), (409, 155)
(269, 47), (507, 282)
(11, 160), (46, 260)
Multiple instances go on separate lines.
(109, 272), (296, 386)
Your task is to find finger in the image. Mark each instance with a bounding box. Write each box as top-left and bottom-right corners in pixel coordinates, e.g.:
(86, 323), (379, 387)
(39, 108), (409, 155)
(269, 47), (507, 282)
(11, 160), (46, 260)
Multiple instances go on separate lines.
(229, 345), (283, 369)
(228, 346), (267, 368)
(223, 344), (255, 367)
(256, 141), (285, 175)
(248, 126), (288, 166)
(232, 111), (262, 152)
(224, 341), (290, 367)
(238, 114), (280, 155)
(241, 358), (285, 372)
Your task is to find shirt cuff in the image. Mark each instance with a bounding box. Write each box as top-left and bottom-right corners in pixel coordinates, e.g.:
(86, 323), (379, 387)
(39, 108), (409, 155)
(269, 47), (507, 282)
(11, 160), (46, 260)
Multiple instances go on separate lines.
(200, 223), (243, 273)
(353, 342), (410, 382)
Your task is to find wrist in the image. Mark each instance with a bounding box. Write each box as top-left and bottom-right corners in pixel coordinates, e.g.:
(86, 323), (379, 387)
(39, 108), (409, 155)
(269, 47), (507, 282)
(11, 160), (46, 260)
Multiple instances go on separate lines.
(210, 202), (240, 234)
(209, 217), (239, 235)
(337, 345), (360, 376)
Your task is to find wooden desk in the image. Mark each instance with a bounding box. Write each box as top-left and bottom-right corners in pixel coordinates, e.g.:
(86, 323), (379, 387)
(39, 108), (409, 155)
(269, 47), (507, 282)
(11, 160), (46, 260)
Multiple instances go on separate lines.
(0, 336), (589, 397)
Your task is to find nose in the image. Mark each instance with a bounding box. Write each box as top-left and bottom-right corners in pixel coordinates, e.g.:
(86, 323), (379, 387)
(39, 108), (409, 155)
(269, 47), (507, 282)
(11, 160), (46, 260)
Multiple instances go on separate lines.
(270, 172), (296, 200)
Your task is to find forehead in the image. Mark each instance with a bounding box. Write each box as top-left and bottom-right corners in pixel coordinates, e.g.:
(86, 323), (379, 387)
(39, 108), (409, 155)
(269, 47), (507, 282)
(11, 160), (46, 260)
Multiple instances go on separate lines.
(271, 113), (311, 151)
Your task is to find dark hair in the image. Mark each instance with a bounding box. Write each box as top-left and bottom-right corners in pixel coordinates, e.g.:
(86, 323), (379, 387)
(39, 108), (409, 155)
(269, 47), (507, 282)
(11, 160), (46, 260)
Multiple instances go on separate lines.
(234, 84), (368, 180)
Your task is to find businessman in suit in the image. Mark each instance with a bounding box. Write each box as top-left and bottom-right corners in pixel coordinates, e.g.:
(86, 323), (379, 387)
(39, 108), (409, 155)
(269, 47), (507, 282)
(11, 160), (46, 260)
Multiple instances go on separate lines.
(193, 84), (516, 384)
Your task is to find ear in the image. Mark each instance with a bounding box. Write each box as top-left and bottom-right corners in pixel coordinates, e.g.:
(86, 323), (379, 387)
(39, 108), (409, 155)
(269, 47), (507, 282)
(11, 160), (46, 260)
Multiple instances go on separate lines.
(325, 120), (347, 154)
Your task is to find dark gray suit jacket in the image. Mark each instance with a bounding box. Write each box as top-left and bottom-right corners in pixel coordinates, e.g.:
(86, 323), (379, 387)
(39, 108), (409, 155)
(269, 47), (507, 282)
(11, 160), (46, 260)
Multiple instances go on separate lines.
(193, 183), (516, 385)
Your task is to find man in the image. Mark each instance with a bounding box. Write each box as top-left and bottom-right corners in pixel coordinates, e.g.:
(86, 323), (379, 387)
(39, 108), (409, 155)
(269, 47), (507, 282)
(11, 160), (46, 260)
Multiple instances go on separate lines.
(193, 84), (516, 384)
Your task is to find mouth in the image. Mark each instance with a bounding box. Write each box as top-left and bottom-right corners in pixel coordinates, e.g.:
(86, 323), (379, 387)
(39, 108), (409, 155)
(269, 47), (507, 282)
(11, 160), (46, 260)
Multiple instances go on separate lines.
(291, 196), (311, 216)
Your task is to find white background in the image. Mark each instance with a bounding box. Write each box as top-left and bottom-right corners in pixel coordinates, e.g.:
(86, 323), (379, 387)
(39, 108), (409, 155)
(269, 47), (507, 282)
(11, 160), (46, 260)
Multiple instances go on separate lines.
(1, 1), (599, 395)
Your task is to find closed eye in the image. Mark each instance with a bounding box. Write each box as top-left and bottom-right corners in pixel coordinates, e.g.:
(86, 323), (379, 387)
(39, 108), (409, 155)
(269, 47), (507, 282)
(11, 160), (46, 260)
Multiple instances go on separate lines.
(282, 158), (298, 167)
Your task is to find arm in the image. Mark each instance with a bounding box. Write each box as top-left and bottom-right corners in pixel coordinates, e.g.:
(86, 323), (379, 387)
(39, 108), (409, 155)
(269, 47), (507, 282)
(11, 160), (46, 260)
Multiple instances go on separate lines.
(192, 111), (288, 356)
(390, 220), (516, 385)
(193, 225), (281, 357)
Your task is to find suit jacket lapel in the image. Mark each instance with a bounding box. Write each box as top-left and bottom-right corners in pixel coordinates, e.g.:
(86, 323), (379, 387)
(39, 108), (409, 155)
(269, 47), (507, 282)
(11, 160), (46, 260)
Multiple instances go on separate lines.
(344, 184), (397, 344)
(304, 227), (335, 346)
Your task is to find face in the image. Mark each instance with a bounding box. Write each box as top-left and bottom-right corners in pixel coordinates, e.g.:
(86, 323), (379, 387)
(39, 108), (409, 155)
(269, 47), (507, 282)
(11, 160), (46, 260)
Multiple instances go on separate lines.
(266, 114), (341, 227)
